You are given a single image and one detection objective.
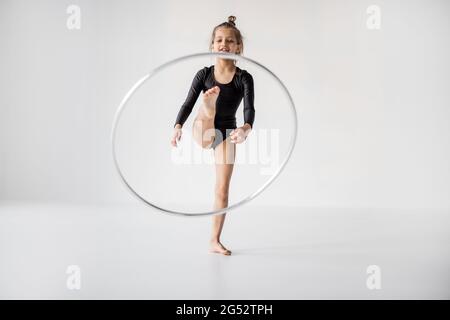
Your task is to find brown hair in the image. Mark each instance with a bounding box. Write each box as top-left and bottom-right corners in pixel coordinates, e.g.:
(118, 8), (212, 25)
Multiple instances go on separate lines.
(210, 16), (244, 54)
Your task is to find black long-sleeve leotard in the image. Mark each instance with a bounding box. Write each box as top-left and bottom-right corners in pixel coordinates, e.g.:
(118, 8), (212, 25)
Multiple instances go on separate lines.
(174, 65), (255, 132)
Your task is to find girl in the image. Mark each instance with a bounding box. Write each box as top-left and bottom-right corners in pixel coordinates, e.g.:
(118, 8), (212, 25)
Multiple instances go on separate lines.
(171, 16), (255, 256)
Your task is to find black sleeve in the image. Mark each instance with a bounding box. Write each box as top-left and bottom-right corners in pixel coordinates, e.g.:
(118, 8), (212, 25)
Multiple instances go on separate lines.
(242, 71), (255, 128)
(174, 68), (206, 127)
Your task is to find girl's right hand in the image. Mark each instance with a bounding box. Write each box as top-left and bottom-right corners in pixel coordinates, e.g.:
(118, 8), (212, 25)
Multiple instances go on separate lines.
(171, 125), (182, 147)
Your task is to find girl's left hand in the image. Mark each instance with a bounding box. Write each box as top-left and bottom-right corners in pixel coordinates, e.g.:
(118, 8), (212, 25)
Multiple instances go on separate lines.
(230, 127), (247, 144)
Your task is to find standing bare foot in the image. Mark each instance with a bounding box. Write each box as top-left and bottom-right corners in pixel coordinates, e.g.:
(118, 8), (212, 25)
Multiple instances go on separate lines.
(209, 240), (232, 255)
(202, 86), (220, 118)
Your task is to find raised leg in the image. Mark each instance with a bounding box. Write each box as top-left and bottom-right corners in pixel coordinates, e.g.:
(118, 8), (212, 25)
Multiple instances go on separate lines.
(192, 86), (220, 149)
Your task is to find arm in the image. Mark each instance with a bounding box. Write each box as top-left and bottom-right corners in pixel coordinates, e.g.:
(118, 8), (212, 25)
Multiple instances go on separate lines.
(173, 68), (206, 128)
(230, 73), (255, 143)
(242, 71), (255, 135)
(241, 72), (255, 137)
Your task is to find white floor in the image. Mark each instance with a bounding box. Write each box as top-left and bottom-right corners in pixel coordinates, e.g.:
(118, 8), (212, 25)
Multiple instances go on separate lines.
(0, 202), (449, 299)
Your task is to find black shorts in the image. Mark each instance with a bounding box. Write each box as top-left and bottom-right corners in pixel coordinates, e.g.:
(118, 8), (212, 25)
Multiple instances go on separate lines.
(211, 127), (236, 149)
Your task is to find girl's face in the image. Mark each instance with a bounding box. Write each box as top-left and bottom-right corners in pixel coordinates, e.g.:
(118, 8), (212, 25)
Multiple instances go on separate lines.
(211, 27), (241, 54)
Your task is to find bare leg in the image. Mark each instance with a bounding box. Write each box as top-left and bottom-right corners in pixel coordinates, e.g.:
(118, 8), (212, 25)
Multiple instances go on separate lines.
(210, 137), (236, 255)
(192, 86), (220, 149)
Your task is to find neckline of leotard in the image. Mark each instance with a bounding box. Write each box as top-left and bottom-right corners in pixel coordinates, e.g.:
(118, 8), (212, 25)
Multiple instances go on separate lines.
(211, 65), (239, 85)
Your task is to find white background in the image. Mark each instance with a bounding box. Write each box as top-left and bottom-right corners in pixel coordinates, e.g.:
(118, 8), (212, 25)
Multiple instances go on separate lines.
(1, 0), (449, 209)
(0, 0), (449, 299)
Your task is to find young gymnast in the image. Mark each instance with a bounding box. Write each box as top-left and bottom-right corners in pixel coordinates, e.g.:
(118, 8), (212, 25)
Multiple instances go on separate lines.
(171, 16), (255, 255)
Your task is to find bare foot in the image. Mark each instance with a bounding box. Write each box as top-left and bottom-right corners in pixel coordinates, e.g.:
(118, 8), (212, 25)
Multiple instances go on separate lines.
(209, 240), (232, 256)
(202, 86), (220, 118)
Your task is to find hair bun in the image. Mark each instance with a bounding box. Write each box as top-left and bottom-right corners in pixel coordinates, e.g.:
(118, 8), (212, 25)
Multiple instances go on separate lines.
(228, 15), (236, 26)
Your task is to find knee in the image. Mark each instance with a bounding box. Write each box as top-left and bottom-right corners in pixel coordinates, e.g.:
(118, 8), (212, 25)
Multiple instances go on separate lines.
(200, 133), (215, 149)
(201, 141), (212, 149)
(215, 185), (229, 202)
(192, 125), (213, 149)
(203, 128), (216, 147)
(200, 136), (213, 149)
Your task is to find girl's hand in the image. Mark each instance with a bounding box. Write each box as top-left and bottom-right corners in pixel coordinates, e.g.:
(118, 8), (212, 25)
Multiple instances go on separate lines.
(230, 127), (248, 144)
(171, 125), (182, 147)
